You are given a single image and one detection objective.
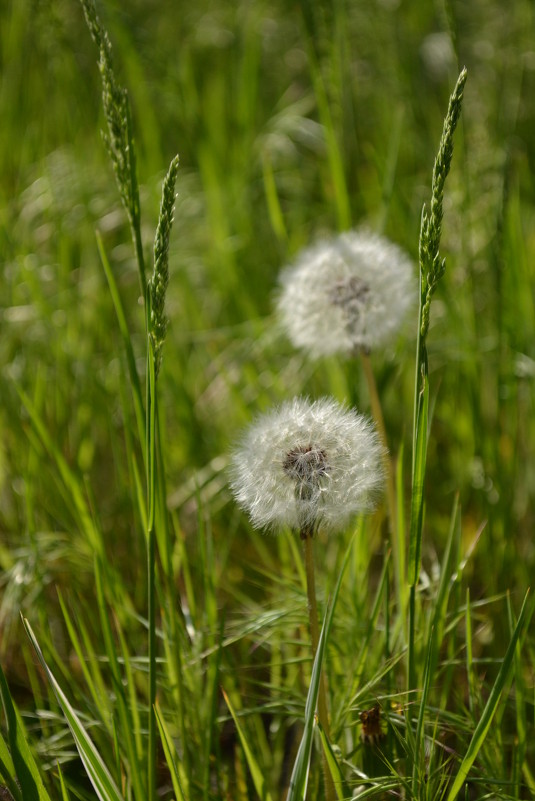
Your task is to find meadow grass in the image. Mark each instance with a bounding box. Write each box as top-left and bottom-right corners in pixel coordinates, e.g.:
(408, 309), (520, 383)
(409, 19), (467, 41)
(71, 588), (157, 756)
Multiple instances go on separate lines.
(1, 1), (535, 799)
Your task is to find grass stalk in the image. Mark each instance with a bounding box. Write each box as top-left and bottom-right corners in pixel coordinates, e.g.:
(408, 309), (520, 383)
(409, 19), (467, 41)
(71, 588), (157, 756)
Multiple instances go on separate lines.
(408, 67), (467, 698)
(301, 529), (336, 801)
(359, 350), (400, 596)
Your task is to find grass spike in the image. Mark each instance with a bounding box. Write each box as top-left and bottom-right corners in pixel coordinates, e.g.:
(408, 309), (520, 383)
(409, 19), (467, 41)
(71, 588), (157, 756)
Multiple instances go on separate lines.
(149, 154), (180, 377)
(420, 67), (467, 341)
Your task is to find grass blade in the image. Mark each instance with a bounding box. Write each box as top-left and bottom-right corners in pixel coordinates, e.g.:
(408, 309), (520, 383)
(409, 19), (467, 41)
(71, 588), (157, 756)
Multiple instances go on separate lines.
(222, 689), (274, 801)
(0, 661), (51, 801)
(22, 618), (125, 801)
(445, 589), (533, 801)
(154, 704), (188, 801)
(316, 722), (349, 801)
(286, 533), (355, 801)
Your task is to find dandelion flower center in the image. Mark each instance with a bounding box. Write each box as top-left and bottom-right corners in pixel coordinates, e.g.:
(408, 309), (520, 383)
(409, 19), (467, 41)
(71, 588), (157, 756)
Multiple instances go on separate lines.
(329, 276), (371, 338)
(282, 444), (330, 486)
(276, 231), (415, 357)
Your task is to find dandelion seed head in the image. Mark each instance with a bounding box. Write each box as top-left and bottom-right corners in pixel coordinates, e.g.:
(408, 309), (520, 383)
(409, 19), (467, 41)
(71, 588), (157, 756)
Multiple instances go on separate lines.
(229, 397), (384, 533)
(277, 230), (415, 357)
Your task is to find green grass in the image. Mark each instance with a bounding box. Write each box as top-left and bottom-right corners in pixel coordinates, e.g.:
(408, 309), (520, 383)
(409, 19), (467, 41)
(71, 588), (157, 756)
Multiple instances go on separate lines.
(1, 0), (535, 799)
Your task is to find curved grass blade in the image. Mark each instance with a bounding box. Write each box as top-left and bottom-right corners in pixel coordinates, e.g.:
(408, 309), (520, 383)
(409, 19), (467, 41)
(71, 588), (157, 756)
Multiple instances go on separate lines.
(154, 704), (188, 801)
(96, 230), (146, 454)
(445, 589), (533, 801)
(0, 662), (51, 801)
(22, 618), (125, 801)
(286, 533), (355, 801)
(0, 729), (20, 801)
(316, 722), (349, 801)
(57, 762), (71, 801)
(222, 689), (273, 801)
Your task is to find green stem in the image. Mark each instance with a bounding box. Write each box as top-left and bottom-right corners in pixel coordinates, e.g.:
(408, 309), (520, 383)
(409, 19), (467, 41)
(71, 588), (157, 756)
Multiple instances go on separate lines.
(360, 351), (402, 607)
(147, 525), (157, 801)
(302, 530), (336, 801)
(146, 320), (157, 801)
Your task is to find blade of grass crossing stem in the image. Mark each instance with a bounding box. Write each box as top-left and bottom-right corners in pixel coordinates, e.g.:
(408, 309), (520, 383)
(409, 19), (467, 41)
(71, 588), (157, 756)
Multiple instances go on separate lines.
(0, 731), (23, 801)
(116, 615), (144, 764)
(57, 590), (112, 732)
(426, 497), (459, 677)
(22, 618), (126, 801)
(445, 590), (533, 801)
(465, 589), (475, 716)
(14, 384), (104, 559)
(286, 534), (355, 801)
(337, 549), (391, 733)
(412, 625), (435, 792)
(316, 723), (349, 801)
(203, 621), (224, 801)
(94, 558), (146, 801)
(0, 728), (15, 775)
(0, 662), (51, 801)
(508, 593), (527, 796)
(395, 441), (407, 620)
(96, 231), (145, 455)
(154, 704), (188, 801)
(408, 339), (429, 696)
(57, 763), (71, 801)
(408, 346), (429, 588)
(222, 690), (274, 801)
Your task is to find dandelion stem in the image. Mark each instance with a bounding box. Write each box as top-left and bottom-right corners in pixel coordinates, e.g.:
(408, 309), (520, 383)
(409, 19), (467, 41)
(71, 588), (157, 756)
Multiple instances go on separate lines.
(302, 530), (336, 801)
(360, 351), (402, 603)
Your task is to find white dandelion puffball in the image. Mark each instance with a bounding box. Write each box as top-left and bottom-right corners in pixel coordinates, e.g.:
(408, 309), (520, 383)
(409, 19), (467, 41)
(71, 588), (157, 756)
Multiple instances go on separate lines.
(230, 397), (384, 533)
(277, 230), (415, 357)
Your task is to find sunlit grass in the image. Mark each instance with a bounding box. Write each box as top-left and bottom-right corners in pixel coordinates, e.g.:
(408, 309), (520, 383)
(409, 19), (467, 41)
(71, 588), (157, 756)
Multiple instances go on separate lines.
(1, 1), (535, 800)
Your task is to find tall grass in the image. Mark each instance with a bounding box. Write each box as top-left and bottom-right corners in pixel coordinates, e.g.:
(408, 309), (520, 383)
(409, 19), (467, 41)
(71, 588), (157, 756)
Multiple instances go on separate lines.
(1, 1), (534, 800)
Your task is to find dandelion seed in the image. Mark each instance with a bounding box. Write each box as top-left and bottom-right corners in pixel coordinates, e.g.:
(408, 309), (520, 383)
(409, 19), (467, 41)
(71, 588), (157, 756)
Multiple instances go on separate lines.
(229, 397), (384, 534)
(277, 230), (415, 358)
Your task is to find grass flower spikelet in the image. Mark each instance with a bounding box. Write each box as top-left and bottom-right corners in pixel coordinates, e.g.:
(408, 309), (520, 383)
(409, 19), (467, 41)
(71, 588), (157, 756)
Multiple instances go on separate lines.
(277, 231), (415, 358)
(230, 397), (384, 532)
(149, 154), (180, 376)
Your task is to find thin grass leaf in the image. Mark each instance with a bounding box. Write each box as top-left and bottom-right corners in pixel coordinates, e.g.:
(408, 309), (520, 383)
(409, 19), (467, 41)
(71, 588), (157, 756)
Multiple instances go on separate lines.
(261, 150), (288, 243)
(465, 588), (475, 717)
(0, 662), (51, 801)
(286, 534), (355, 801)
(412, 625), (435, 792)
(222, 690), (274, 801)
(56, 589), (113, 736)
(96, 230), (146, 453)
(56, 762), (71, 801)
(154, 704), (188, 801)
(14, 384), (104, 559)
(0, 734), (22, 801)
(336, 549), (391, 735)
(94, 558), (146, 801)
(316, 723), (349, 801)
(408, 350), (429, 588)
(445, 589), (533, 801)
(307, 52), (351, 230)
(507, 593), (527, 797)
(22, 619), (125, 801)
(0, 731), (15, 783)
